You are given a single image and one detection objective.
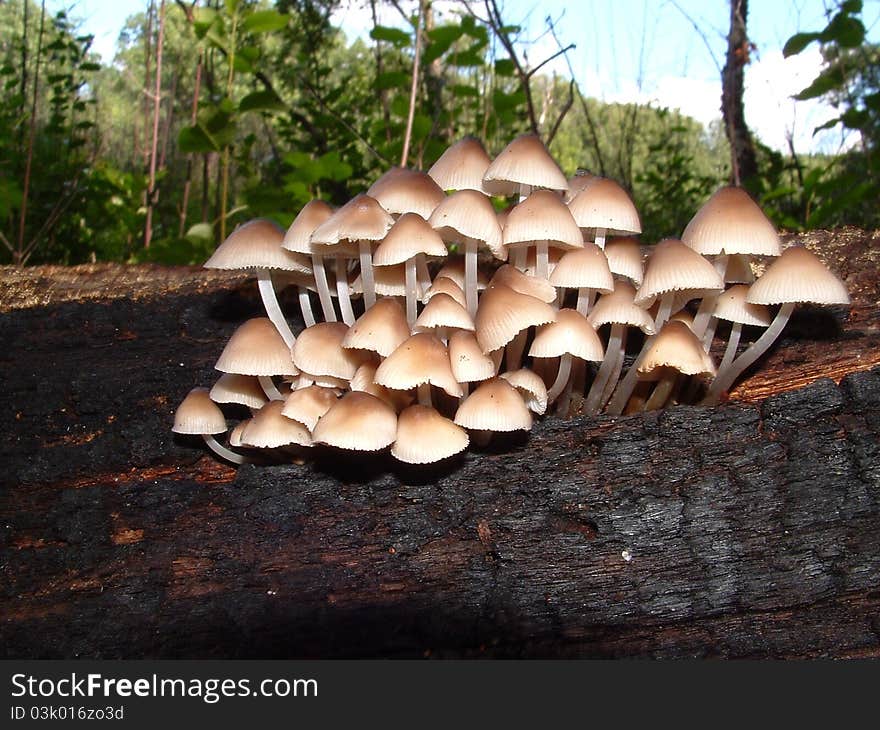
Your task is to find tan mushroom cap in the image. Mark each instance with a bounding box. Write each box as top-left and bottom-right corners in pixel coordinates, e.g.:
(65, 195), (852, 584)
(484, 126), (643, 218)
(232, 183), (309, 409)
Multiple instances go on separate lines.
(373, 212), (448, 266)
(215, 318), (298, 376)
(342, 297), (410, 358)
(435, 258), (490, 291)
(500, 368), (548, 415)
(564, 171), (597, 203)
(228, 419), (249, 448)
(391, 405), (470, 464)
(588, 281), (656, 334)
(490, 264), (557, 303)
(428, 189), (505, 260)
(638, 320), (716, 377)
(483, 133), (568, 195)
(448, 330), (497, 383)
(634, 238), (724, 306)
(310, 193), (395, 246)
(502, 189), (584, 250)
(668, 309), (695, 329)
(724, 253), (756, 284)
(205, 218), (311, 273)
(567, 177), (642, 236)
(349, 362), (413, 411)
(375, 332), (463, 397)
(209, 373), (268, 410)
(311, 391), (398, 451)
(173, 388), (228, 435)
(713, 284), (772, 326)
(454, 377), (533, 431)
(428, 136), (492, 193)
(292, 322), (370, 381)
(604, 237), (645, 285)
(241, 401), (312, 448)
(474, 284), (556, 353)
(682, 186), (781, 257)
(415, 293), (475, 332)
(529, 309), (605, 362)
(746, 245), (850, 306)
(367, 167), (446, 219)
(351, 263), (421, 298)
(549, 243), (615, 292)
(424, 276), (467, 307)
(281, 385), (339, 431)
(282, 199), (334, 255)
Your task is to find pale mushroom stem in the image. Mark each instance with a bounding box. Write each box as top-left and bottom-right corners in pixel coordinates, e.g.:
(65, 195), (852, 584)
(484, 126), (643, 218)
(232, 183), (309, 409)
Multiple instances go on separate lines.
(702, 317), (719, 349)
(298, 286), (316, 328)
(405, 257), (419, 327)
(417, 383), (432, 406)
(557, 378), (574, 417)
(644, 369), (678, 411)
(535, 241), (549, 279)
(505, 329), (528, 371)
(416, 255), (432, 295)
(594, 227), (607, 249)
(202, 434), (248, 465)
(311, 252), (337, 323)
(465, 239), (479, 317)
(258, 375), (285, 402)
(359, 240), (377, 309)
(257, 271), (296, 349)
(585, 323), (624, 414)
(512, 247), (526, 271)
(703, 302), (795, 405)
(575, 287), (595, 316)
(719, 321), (742, 372)
(653, 292), (675, 331)
(693, 256), (728, 343)
(335, 255), (356, 325)
(599, 327), (628, 411)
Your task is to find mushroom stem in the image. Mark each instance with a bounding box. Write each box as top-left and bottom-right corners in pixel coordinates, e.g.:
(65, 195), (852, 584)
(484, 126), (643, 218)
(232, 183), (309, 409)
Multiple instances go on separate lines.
(547, 353), (573, 404)
(535, 241), (549, 280)
(416, 255), (432, 295)
(335, 255), (356, 325)
(557, 377), (574, 417)
(258, 375), (285, 402)
(417, 383), (432, 407)
(202, 434), (248, 465)
(257, 271), (296, 349)
(703, 302), (795, 405)
(584, 323), (624, 414)
(298, 286), (316, 328)
(311, 252), (337, 323)
(693, 256), (728, 343)
(654, 292), (675, 331)
(702, 317), (719, 349)
(594, 226), (607, 249)
(644, 369), (678, 411)
(505, 329), (528, 371)
(465, 239), (478, 317)
(359, 239), (376, 309)
(405, 257), (419, 327)
(512, 247), (526, 271)
(575, 287), (595, 316)
(600, 328), (628, 410)
(719, 321), (742, 372)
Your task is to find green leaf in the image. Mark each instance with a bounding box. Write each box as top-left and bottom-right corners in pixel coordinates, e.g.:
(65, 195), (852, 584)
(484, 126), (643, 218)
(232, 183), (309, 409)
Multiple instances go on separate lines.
(239, 89), (285, 113)
(185, 222), (214, 246)
(782, 32), (820, 57)
(178, 124), (219, 153)
(376, 70), (409, 90)
(192, 7), (218, 38)
(242, 9), (288, 34)
(427, 24), (464, 46)
(794, 67), (845, 100)
(821, 13), (865, 47)
(410, 114), (432, 142)
(840, 107), (869, 128)
(450, 83), (479, 98)
(370, 25), (411, 46)
(812, 117), (841, 135)
(494, 58), (516, 76)
(80, 61), (101, 71)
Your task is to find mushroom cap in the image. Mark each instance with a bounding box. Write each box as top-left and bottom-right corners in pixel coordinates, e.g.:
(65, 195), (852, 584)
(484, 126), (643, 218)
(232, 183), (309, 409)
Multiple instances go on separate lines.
(172, 388), (228, 435)
(713, 284), (772, 327)
(564, 171), (597, 202)
(375, 333), (463, 397)
(342, 297), (411, 357)
(635, 238), (724, 306)
(428, 189), (505, 259)
(205, 218), (311, 273)
(228, 419), (250, 448)
(567, 177), (642, 236)
(638, 320), (716, 376)
(424, 276), (467, 307)
(502, 189), (584, 250)
(482, 133), (568, 195)
(448, 330), (498, 383)
(292, 322), (370, 381)
(434, 258), (490, 291)
(351, 263), (422, 298)
(746, 245), (850, 306)
(500, 368), (549, 415)
(310, 193), (395, 246)
(474, 284), (556, 353)
(454, 377), (533, 432)
(428, 136), (492, 193)
(349, 362), (413, 411)
(528, 308), (605, 362)
(367, 167), (446, 218)
(490, 264), (557, 303)
(373, 212), (448, 266)
(241, 401), (312, 448)
(311, 391), (398, 451)
(215, 318), (298, 376)
(588, 281), (656, 334)
(391, 405), (470, 464)
(603, 237), (645, 285)
(281, 385), (339, 431)
(415, 292), (475, 332)
(682, 186), (781, 257)
(549, 243), (615, 292)
(209, 373), (268, 410)
(282, 199), (334, 255)
(724, 253), (756, 284)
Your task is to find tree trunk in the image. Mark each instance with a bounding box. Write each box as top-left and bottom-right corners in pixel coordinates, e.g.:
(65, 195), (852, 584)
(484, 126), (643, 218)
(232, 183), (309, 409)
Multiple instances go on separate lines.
(722, 0), (758, 187)
(144, 0), (166, 250)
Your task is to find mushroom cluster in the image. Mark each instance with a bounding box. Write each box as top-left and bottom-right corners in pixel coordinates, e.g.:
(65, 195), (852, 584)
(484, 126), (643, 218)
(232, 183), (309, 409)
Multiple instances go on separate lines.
(172, 134), (850, 466)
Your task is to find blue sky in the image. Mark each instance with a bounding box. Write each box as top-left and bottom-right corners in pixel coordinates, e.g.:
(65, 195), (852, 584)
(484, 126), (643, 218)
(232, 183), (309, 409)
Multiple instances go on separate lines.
(51, 0), (880, 154)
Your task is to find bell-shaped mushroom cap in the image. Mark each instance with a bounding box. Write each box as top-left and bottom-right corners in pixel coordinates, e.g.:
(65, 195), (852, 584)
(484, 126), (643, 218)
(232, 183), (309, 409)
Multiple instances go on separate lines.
(549, 243), (615, 292)
(205, 218), (311, 273)
(424, 276), (467, 307)
(713, 284), (772, 326)
(637, 321), (715, 378)
(351, 263), (421, 298)
(474, 284), (556, 353)
(282, 199), (334, 255)
(241, 401), (312, 448)
(588, 281), (656, 334)
(567, 177), (642, 236)
(209, 373), (268, 410)
(292, 322), (369, 380)
(564, 171), (596, 202)
(342, 297), (410, 358)
(634, 238), (724, 306)
(281, 385), (339, 431)
(482, 133), (568, 195)
(490, 264), (557, 303)
(428, 136), (492, 193)
(391, 404), (470, 464)
(682, 186), (781, 257)
(311, 391), (398, 451)
(603, 237), (645, 285)
(228, 419), (250, 448)
(373, 212), (448, 266)
(724, 253), (756, 284)
(215, 318), (298, 376)
(435, 257), (490, 291)
(349, 362), (412, 411)
(415, 292), (475, 332)
(367, 167), (446, 218)
(448, 330), (497, 383)
(746, 245), (850, 306)
(528, 309), (605, 362)
(668, 308), (695, 329)
(173, 388), (228, 435)
(310, 193), (395, 245)
(428, 189), (505, 260)
(454, 377), (533, 431)
(500, 368), (548, 415)
(502, 189), (584, 250)
(375, 333), (463, 397)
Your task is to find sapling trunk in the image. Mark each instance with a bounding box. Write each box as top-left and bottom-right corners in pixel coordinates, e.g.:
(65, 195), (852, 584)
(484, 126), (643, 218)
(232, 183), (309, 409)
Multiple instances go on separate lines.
(202, 434), (247, 465)
(585, 323), (624, 414)
(311, 253), (337, 322)
(465, 239), (478, 317)
(257, 270), (296, 349)
(359, 240), (376, 309)
(298, 286), (316, 328)
(547, 353), (573, 404)
(335, 255), (355, 325)
(405, 257), (419, 327)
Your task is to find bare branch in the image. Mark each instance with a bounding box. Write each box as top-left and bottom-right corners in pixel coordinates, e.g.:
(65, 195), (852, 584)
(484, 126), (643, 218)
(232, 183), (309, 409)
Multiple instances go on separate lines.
(401, 0), (426, 167)
(526, 43), (575, 79)
(546, 78), (575, 145)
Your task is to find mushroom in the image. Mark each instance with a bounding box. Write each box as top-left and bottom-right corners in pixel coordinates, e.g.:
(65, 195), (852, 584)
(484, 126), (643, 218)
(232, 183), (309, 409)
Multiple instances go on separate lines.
(172, 387), (247, 464)
(281, 385), (339, 432)
(215, 317), (298, 401)
(209, 373), (268, 412)
(311, 391), (398, 452)
(367, 167), (446, 220)
(709, 284), (773, 374)
(424, 276), (468, 308)
(567, 176), (641, 249)
(414, 292), (475, 342)
(482, 133), (568, 201)
(291, 321), (371, 387)
(490, 264), (557, 304)
(474, 284), (556, 370)
(427, 136), (492, 194)
(500, 368), (549, 415)
(282, 199), (336, 324)
(603, 237), (645, 286)
(391, 404), (469, 464)
(454, 377), (532, 433)
(549, 243), (615, 315)
(638, 321), (716, 411)
(374, 332), (462, 406)
(241, 400), (312, 450)
(342, 297), (411, 359)
(448, 330), (498, 388)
